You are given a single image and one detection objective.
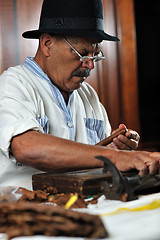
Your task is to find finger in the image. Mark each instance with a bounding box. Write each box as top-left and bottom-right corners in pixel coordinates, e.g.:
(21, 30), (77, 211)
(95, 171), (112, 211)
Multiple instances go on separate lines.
(113, 137), (131, 150)
(107, 142), (119, 149)
(116, 135), (138, 150)
(129, 155), (148, 176)
(146, 160), (159, 175)
(119, 123), (127, 130)
(126, 130), (140, 141)
(148, 163), (158, 175)
(135, 162), (148, 176)
(122, 138), (138, 150)
(149, 153), (160, 173)
(138, 166), (148, 176)
(111, 124), (127, 135)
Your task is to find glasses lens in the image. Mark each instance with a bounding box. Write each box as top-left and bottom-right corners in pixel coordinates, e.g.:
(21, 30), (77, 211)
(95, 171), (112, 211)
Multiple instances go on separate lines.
(80, 56), (93, 62)
(80, 51), (106, 63)
(94, 51), (106, 62)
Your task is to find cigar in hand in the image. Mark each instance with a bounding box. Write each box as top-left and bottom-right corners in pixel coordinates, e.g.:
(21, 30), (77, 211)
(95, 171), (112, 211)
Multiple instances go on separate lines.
(96, 128), (127, 146)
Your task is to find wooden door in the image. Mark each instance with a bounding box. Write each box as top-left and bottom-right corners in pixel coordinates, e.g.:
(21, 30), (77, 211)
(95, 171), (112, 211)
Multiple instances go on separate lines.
(0, 0), (43, 72)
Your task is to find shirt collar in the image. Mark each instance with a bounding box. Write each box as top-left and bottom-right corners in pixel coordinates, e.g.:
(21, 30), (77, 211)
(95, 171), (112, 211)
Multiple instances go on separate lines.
(24, 57), (49, 81)
(23, 56), (73, 103)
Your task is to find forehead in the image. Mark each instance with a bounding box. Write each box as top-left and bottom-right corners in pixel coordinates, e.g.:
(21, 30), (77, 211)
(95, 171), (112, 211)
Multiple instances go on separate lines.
(66, 36), (102, 51)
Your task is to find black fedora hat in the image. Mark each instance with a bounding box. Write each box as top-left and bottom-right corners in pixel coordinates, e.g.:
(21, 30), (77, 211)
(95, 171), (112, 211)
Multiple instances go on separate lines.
(22, 0), (119, 42)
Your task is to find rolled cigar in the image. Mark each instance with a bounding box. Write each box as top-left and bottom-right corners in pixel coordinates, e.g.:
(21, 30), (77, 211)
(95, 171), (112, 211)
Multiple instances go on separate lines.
(96, 128), (127, 146)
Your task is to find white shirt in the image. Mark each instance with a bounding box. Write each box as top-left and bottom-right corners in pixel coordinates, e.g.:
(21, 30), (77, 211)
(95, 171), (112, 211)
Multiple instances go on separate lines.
(0, 57), (111, 189)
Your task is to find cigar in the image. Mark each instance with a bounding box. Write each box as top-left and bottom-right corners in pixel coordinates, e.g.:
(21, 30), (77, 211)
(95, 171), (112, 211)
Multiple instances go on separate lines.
(96, 128), (127, 146)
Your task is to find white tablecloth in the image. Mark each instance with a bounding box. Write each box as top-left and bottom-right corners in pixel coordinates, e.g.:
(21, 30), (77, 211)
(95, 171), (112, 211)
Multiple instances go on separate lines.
(0, 192), (160, 240)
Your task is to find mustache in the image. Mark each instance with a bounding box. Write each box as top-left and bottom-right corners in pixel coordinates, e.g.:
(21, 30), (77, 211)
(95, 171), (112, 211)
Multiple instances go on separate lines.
(71, 69), (91, 78)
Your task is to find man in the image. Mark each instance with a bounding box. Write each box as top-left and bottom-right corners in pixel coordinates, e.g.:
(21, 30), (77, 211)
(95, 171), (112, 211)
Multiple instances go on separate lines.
(0, 0), (159, 190)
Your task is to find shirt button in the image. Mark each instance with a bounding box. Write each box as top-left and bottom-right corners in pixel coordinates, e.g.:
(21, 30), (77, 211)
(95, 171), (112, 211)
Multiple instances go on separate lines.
(67, 122), (73, 128)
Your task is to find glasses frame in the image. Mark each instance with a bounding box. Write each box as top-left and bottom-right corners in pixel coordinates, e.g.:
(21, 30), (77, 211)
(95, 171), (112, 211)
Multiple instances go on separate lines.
(64, 38), (106, 63)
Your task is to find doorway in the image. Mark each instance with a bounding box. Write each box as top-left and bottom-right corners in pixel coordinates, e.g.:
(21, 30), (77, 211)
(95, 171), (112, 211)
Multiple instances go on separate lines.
(134, 0), (160, 150)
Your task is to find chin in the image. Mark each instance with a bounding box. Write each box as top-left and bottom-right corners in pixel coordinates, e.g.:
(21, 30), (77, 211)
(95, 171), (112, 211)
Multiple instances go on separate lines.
(75, 82), (83, 89)
(69, 82), (83, 91)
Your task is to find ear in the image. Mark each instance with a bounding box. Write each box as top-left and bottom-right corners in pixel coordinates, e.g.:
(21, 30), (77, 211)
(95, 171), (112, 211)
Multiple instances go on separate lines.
(40, 34), (53, 57)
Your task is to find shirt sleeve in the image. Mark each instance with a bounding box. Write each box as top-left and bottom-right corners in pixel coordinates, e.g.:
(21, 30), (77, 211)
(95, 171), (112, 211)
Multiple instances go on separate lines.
(0, 70), (44, 155)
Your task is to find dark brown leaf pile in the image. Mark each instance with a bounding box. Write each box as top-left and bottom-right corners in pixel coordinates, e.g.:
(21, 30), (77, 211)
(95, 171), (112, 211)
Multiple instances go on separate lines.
(0, 201), (108, 239)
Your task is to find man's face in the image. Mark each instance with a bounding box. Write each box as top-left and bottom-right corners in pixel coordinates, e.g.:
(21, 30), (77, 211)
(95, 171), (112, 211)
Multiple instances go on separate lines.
(44, 36), (102, 93)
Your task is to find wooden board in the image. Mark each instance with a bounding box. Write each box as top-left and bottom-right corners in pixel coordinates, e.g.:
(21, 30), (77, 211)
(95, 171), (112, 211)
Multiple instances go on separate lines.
(32, 168), (112, 196)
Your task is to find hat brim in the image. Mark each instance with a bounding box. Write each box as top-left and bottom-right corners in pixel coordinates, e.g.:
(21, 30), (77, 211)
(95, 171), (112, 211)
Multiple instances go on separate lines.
(22, 29), (119, 42)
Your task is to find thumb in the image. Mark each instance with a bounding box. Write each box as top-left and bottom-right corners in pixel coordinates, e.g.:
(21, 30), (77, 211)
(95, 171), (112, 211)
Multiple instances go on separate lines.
(112, 124), (127, 134)
(119, 123), (127, 130)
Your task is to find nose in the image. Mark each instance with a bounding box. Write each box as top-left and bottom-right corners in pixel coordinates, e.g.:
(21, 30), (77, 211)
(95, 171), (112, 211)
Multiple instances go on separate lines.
(81, 59), (95, 70)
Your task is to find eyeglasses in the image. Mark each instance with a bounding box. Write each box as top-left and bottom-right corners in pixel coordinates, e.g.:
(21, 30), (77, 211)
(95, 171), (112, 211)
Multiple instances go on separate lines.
(64, 38), (106, 63)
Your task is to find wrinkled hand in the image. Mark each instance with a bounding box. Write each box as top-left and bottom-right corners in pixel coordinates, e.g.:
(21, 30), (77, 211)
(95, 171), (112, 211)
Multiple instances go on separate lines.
(114, 150), (160, 176)
(108, 124), (140, 150)
(149, 152), (160, 174)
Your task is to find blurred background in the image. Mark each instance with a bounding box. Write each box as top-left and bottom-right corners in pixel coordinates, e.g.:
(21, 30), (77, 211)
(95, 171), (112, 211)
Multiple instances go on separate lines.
(0, 0), (160, 151)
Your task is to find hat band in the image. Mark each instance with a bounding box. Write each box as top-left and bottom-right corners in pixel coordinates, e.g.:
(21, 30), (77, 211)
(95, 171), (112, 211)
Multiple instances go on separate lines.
(40, 17), (104, 31)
